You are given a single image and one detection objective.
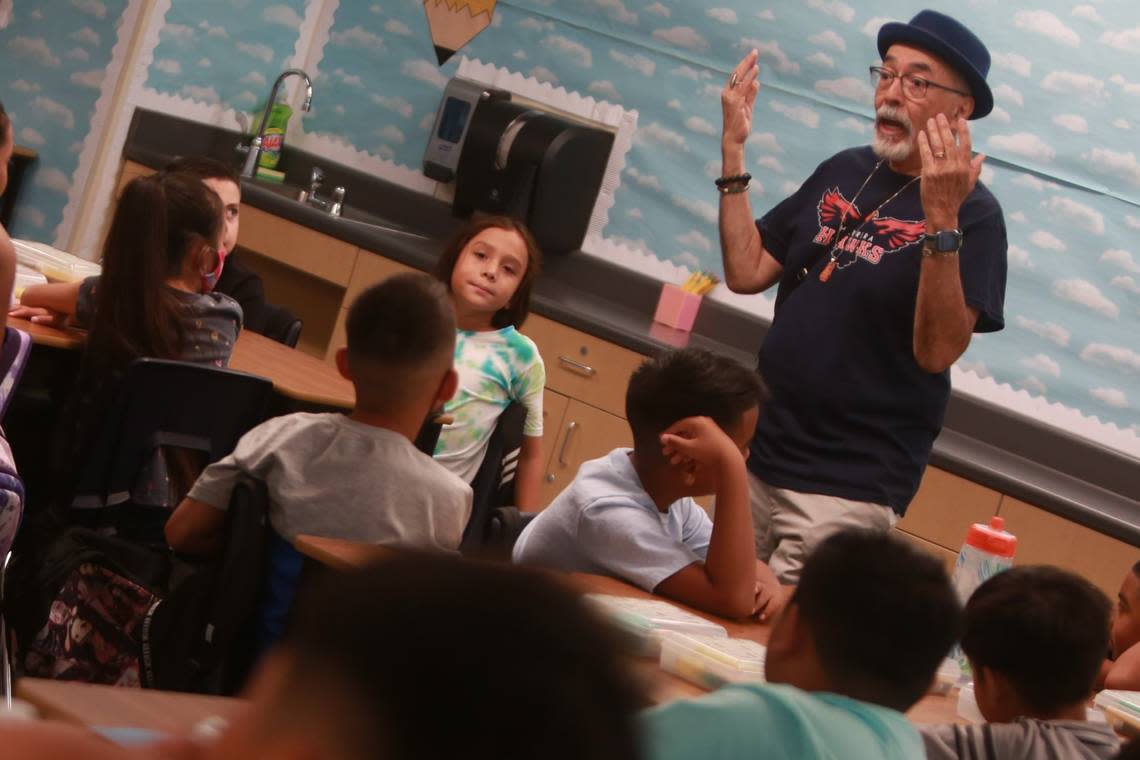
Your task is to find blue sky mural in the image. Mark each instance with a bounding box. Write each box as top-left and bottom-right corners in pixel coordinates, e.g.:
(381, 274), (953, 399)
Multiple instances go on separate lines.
(4, 0), (1139, 440)
(144, 0), (307, 112)
(300, 0), (1140, 437)
(1, 0), (129, 240)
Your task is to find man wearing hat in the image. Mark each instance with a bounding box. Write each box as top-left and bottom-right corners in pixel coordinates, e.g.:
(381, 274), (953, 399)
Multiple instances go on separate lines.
(716, 10), (1007, 583)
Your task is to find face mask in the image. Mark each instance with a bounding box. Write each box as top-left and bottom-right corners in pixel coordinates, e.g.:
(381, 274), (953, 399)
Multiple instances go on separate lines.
(201, 247), (227, 293)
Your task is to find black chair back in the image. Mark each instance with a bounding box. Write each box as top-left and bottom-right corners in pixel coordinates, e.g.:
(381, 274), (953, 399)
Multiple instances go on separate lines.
(461, 402), (527, 552)
(70, 358), (272, 542)
(145, 475), (269, 694)
(258, 302), (303, 348)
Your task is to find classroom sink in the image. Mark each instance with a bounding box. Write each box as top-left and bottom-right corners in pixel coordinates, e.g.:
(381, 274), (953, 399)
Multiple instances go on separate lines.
(242, 177), (429, 240)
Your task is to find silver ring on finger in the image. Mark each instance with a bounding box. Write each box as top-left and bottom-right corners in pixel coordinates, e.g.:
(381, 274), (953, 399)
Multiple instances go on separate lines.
(934, 151), (947, 159)
(729, 73), (738, 88)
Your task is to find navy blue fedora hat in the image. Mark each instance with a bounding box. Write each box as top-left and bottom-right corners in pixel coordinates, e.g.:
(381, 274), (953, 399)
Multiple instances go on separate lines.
(877, 10), (993, 119)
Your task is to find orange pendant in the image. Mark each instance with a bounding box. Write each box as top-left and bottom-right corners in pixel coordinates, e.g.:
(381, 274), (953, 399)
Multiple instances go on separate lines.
(819, 259), (836, 282)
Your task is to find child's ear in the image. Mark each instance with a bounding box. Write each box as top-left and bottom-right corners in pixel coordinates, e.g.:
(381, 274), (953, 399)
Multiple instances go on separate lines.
(334, 348), (352, 382)
(437, 367), (459, 405)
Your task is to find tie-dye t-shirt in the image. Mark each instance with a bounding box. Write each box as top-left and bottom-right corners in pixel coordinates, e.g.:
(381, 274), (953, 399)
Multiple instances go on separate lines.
(434, 326), (545, 483)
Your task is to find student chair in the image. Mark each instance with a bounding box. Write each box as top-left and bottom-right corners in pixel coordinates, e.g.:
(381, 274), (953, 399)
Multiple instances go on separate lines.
(146, 475), (269, 695)
(69, 358), (273, 546)
(258, 302), (303, 349)
(484, 507), (537, 562)
(461, 402), (527, 553)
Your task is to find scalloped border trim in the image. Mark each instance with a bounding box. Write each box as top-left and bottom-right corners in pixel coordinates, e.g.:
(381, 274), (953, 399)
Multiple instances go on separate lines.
(55, 0), (147, 251)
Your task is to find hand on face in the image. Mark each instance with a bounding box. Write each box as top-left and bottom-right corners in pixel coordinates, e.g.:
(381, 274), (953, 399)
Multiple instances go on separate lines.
(659, 415), (742, 481)
(917, 114), (986, 230)
(721, 50), (761, 152)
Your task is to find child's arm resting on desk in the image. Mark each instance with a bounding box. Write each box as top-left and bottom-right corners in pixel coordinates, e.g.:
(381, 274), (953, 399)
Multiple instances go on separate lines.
(653, 417), (761, 619)
(1104, 642), (1140, 690)
(166, 496), (225, 555)
(9, 281), (82, 325)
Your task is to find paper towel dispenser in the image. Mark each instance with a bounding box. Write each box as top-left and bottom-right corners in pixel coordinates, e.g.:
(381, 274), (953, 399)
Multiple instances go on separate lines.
(451, 95), (615, 254)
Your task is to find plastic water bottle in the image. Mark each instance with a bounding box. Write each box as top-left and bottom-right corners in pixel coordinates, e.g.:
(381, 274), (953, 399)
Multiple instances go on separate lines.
(951, 516), (1017, 678)
(952, 516), (1018, 605)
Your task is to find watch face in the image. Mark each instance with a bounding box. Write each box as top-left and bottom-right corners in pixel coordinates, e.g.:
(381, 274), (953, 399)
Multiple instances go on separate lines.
(935, 230), (963, 251)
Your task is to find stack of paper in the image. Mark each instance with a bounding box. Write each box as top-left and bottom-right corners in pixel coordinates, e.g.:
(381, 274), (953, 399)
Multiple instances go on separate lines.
(586, 594), (727, 656)
(13, 239), (101, 283)
(659, 630), (766, 689)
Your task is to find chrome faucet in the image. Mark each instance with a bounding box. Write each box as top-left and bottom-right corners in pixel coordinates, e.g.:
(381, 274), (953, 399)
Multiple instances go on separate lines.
(240, 68), (313, 178)
(298, 166), (346, 217)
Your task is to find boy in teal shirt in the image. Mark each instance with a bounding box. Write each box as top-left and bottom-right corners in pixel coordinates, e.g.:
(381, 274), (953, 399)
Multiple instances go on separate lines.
(642, 529), (962, 760)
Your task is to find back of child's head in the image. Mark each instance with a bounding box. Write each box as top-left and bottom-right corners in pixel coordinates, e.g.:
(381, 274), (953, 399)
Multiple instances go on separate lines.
(436, 214), (542, 329)
(271, 553), (645, 760)
(625, 348), (766, 453)
(94, 170), (223, 364)
(791, 529), (961, 712)
(163, 155), (240, 186)
(345, 272), (456, 411)
(962, 565), (1110, 714)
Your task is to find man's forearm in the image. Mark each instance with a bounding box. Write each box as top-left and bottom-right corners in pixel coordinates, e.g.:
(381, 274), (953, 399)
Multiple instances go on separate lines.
(719, 146), (772, 294)
(913, 248), (974, 373)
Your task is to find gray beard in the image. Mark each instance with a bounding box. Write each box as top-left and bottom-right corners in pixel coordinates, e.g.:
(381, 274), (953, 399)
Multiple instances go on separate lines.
(872, 135), (913, 163)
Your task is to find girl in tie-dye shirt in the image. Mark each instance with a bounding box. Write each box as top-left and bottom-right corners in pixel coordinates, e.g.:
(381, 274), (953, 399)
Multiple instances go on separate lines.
(435, 217), (546, 509)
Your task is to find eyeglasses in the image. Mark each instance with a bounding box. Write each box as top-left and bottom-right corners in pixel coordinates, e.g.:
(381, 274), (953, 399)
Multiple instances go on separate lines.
(869, 66), (970, 101)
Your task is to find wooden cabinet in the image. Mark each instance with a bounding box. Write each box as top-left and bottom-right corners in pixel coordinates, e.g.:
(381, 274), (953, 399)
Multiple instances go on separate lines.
(524, 314), (645, 419)
(325, 250), (415, 362)
(540, 398), (633, 508)
(896, 466), (1002, 552)
(998, 497), (1136, 598)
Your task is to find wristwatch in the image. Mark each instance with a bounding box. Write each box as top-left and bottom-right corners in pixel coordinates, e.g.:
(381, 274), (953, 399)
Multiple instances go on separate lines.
(922, 228), (963, 257)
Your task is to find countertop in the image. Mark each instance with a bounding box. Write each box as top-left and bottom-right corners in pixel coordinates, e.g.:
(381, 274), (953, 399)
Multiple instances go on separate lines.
(122, 108), (1139, 545)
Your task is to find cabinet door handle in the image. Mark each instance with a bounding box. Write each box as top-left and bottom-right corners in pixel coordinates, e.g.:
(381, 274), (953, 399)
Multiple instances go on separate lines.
(558, 356), (596, 377)
(558, 421), (578, 466)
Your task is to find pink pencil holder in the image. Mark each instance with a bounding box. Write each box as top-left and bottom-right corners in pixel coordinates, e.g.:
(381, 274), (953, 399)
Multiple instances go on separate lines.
(654, 283), (702, 332)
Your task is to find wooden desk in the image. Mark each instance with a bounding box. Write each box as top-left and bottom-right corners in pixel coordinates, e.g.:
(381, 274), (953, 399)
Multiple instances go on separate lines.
(10, 316), (355, 409)
(285, 537), (962, 724)
(15, 678), (244, 733)
(293, 533), (393, 571)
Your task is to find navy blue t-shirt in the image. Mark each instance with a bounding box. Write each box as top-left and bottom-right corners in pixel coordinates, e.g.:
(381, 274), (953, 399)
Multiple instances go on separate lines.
(749, 147), (1007, 514)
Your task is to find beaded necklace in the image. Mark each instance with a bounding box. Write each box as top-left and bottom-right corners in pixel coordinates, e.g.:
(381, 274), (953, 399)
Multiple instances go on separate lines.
(819, 160), (921, 282)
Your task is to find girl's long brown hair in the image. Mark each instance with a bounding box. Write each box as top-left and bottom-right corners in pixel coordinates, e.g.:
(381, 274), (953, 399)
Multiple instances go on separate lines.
(55, 171), (223, 494)
(87, 171), (222, 369)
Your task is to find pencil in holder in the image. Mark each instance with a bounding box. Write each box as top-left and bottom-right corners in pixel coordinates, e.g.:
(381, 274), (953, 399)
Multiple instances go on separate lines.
(654, 283), (702, 332)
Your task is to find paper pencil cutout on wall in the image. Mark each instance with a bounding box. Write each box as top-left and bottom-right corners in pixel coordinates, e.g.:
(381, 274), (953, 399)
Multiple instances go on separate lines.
(423, 0), (497, 66)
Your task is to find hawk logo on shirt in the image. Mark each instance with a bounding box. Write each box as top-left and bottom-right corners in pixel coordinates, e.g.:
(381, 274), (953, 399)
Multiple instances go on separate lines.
(812, 187), (926, 266)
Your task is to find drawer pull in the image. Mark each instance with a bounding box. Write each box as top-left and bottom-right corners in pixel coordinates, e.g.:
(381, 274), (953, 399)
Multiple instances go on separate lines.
(545, 473), (556, 483)
(558, 422), (579, 466)
(558, 356), (596, 377)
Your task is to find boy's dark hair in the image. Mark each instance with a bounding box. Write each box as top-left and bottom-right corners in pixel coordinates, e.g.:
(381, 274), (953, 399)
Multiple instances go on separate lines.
(625, 349), (766, 449)
(164, 155), (241, 186)
(962, 565), (1111, 713)
(435, 214), (542, 329)
(792, 529), (962, 712)
(281, 553), (646, 760)
(345, 272), (455, 369)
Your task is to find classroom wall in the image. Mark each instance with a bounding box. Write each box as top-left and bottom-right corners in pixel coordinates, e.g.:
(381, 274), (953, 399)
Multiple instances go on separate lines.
(4, 0), (1139, 457)
(0, 0), (132, 241)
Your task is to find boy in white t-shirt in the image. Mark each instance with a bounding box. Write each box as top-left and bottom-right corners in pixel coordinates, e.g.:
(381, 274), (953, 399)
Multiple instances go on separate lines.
(166, 272), (472, 553)
(514, 348), (782, 620)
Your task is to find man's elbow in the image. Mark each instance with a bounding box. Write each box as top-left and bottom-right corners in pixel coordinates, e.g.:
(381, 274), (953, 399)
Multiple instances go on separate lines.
(914, 338), (969, 374)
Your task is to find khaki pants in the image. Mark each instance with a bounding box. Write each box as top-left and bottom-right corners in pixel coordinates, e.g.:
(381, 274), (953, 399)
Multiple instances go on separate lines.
(749, 473), (899, 584)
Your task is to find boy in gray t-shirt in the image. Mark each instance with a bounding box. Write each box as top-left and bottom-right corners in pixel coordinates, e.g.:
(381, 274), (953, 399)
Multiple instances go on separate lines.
(514, 349), (782, 620)
(921, 566), (1119, 760)
(166, 272), (472, 554)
